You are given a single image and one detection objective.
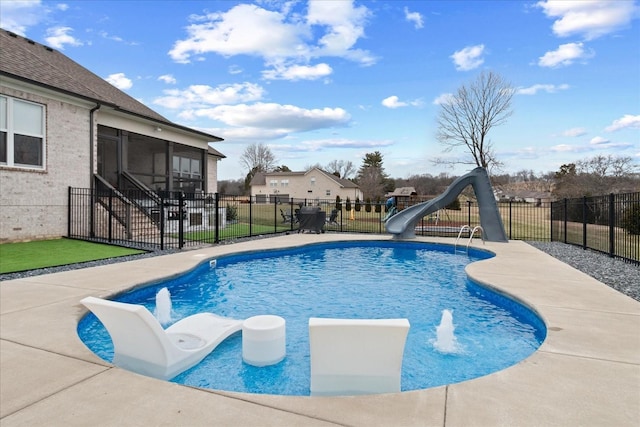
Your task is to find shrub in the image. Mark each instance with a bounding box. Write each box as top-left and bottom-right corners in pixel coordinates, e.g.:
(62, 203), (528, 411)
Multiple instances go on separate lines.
(365, 197), (372, 213)
(446, 198), (461, 210)
(335, 195), (342, 211)
(621, 202), (640, 235)
(226, 203), (238, 222)
(355, 197), (361, 211)
(345, 197), (352, 212)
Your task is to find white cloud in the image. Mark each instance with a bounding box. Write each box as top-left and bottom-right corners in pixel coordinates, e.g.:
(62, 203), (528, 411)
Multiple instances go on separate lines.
(432, 93), (454, 105)
(285, 138), (394, 153)
(105, 73), (133, 90)
(381, 95), (423, 109)
(550, 144), (588, 153)
(382, 96), (406, 108)
(184, 103), (350, 131)
(0, 0), (46, 35)
(306, 0), (374, 64)
(158, 74), (177, 84)
(450, 44), (485, 71)
(561, 127), (587, 137)
(44, 26), (82, 49)
(228, 65), (243, 75)
(605, 114), (640, 132)
(169, 2), (375, 70)
(262, 63), (333, 81)
(538, 42), (592, 67)
(516, 83), (570, 95)
(184, 103), (351, 141)
(549, 136), (633, 154)
(404, 7), (424, 29)
(589, 136), (609, 145)
(536, 0), (638, 40)
(154, 82), (265, 109)
(56, 3), (69, 11)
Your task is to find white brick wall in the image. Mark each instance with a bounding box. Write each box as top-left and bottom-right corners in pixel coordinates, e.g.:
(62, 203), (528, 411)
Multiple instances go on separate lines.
(0, 86), (92, 242)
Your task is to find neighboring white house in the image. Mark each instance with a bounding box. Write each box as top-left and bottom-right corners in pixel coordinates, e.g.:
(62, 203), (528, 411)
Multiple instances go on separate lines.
(0, 29), (225, 242)
(250, 168), (363, 203)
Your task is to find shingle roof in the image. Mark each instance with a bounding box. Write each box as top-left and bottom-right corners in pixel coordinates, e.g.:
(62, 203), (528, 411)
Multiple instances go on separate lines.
(249, 168), (360, 188)
(0, 29), (222, 142)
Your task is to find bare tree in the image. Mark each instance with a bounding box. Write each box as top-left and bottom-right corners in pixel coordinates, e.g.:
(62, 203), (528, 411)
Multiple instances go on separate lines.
(325, 159), (356, 179)
(434, 71), (514, 171)
(240, 143), (277, 174)
(554, 155), (639, 198)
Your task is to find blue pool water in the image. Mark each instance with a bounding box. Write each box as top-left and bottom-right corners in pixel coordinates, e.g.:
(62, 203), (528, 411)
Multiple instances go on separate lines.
(78, 241), (546, 395)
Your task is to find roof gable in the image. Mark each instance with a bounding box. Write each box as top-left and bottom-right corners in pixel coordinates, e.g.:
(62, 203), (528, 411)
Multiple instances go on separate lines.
(0, 29), (222, 142)
(251, 167), (359, 189)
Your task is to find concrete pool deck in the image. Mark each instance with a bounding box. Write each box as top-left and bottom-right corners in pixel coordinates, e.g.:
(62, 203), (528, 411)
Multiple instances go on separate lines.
(1, 234), (639, 426)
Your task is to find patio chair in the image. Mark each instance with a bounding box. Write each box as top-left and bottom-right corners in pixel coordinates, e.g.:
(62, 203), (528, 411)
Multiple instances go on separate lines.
(81, 296), (242, 380)
(326, 209), (339, 226)
(308, 317), (410, 396)
(280, 209), (293, 223)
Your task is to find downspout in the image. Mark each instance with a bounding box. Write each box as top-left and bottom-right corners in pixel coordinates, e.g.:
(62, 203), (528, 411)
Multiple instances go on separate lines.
(89, 104), (101, 188)
(89, 104), (101, 237)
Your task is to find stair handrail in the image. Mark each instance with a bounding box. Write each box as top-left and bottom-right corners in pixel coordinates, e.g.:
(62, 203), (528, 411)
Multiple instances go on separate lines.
(93, 174), (132, 236)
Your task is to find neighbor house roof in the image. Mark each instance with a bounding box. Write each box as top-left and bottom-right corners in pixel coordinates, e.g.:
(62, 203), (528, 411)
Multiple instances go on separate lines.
(0, 29), (223, 143)
(387, 187), (417, 197)
(249, 168), (359, 188)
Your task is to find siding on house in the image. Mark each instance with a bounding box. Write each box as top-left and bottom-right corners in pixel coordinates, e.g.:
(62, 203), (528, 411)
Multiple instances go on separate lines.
(250, 168), (363, 202)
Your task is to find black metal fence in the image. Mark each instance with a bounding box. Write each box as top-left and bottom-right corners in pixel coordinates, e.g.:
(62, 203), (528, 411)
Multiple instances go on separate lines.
(68, 187), (639, 264)
(551, 192), (639, 265)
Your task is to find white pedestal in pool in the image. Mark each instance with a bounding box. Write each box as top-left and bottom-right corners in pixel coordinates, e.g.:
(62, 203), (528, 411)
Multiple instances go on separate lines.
(242, 315), (286, 367)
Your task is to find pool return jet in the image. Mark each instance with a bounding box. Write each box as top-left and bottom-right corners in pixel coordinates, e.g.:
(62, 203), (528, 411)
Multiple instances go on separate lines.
(385, 167), (508, 242)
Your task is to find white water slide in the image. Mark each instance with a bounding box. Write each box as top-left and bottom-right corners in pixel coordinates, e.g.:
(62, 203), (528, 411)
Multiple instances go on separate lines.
(385, 167), (508, 242)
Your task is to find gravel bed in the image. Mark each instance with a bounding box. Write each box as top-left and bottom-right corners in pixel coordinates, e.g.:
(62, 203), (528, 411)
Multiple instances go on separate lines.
(526, 241), (640, 302)
(1, 238), (638, 303)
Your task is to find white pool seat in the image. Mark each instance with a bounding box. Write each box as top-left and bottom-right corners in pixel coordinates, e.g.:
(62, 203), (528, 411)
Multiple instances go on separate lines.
(308, 317), (410, 396)
(81, 296), (242, 380)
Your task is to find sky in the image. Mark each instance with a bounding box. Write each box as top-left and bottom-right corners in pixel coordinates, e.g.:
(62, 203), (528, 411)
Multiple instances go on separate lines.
(1, 0), (639, 181)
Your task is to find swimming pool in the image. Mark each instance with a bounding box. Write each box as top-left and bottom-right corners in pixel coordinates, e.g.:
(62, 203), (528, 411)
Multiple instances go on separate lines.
(78, 240), (546, 395)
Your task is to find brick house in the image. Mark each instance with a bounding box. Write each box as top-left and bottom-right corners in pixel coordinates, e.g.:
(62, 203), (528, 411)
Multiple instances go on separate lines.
(0, 29), (225, 242)
(250, 167), (363, 204)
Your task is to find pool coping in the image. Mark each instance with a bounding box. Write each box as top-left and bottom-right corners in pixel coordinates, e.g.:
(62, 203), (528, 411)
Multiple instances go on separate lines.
(1, 234), (639, 426)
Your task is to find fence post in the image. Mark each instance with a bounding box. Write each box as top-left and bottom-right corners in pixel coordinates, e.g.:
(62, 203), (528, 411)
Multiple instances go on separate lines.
(563, 198), (568, 244)
(67, 187), (72, 238)
(508, 200), (513, 239)
(550, 201), (554, 242)
(178, 192), (185, 249)
(467, 200), (471, 226)
(214, 193), (220, 244)
(156, 194), (162, 250)
(248, 195), (253, 237)
(582, 196), (587, 250)
(609, 193), (615, 258)
(108, 189), (113, 242)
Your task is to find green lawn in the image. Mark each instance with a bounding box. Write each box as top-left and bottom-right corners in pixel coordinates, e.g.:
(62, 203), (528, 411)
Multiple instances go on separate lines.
(0, 238), (145, 274)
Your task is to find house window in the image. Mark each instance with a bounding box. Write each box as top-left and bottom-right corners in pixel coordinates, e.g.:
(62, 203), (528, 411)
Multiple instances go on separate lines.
(172, 155), (201, 191)
(326, 189), (331, 196)
(281, 179), (289, 187)
(0, 95), (45, 169)
(310, 177), (316, 186)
